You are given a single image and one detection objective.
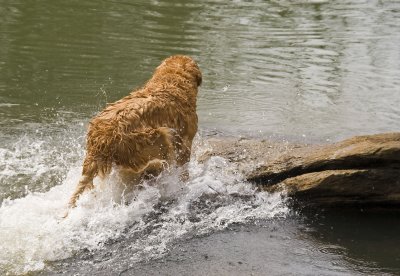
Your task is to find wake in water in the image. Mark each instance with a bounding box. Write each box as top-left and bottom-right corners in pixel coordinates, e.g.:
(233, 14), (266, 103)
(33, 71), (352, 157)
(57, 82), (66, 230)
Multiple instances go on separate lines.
(0, 134), (288, 275)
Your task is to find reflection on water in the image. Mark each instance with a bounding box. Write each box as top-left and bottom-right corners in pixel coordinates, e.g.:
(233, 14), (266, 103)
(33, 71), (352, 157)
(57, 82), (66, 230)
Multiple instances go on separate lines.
(1, 0), (400, 275)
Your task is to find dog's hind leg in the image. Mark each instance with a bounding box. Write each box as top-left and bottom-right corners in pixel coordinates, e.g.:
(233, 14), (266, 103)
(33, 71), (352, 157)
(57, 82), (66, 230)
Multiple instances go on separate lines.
(117, 159), (167, 184)
(142, 159), (169, 178)
(145, 129), (191, 182)
(68, 156), (99, 208)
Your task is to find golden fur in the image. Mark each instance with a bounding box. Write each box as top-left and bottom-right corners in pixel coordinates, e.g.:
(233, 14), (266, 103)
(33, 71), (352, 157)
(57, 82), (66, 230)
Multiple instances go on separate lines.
(67, 55), (202, 208)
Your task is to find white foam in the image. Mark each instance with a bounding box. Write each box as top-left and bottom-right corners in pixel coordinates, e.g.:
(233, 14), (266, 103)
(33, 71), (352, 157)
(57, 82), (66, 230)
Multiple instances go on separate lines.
(0, 128), (84, 200)
(0, 136), (288, 275)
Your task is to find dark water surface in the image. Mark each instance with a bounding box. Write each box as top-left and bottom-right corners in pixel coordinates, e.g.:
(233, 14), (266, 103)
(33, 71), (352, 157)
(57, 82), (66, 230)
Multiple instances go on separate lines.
(1, 0), (400, 275)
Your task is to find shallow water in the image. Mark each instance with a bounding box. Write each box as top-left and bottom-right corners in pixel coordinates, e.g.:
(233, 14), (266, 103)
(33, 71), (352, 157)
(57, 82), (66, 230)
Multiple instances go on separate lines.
(1, 0), (400, 275)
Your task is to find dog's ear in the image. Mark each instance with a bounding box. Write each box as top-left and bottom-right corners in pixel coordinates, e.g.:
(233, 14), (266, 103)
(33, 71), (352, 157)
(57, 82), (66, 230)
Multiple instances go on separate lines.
(193, 63), (202, 86)
(196, 70), (202, 86)
(187, 59), (202, 87)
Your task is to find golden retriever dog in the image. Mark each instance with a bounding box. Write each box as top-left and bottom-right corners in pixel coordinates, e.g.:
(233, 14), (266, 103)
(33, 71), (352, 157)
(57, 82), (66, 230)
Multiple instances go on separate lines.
(67, 55), (202, 209)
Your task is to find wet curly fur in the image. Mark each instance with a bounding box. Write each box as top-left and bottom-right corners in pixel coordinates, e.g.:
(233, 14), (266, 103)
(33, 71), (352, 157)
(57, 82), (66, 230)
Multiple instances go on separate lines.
(67, 55), (202, 208)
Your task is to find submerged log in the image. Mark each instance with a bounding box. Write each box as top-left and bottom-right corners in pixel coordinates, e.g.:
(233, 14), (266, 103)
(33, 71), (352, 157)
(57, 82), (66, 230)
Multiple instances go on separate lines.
(200, 133), (400, 206)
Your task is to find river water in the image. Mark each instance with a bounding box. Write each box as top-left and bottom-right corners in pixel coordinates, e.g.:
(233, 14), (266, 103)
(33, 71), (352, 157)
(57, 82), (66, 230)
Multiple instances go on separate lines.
(0, 1), (399, 275)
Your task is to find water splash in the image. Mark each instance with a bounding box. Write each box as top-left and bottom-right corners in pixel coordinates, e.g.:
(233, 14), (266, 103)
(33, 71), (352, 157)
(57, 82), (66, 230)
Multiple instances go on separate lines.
(0, 136), (288, 275)
(0, 124), (85, 202)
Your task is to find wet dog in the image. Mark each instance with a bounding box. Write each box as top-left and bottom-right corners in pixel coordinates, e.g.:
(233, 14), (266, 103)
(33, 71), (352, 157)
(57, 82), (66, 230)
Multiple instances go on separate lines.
(67, 55), (202, 209)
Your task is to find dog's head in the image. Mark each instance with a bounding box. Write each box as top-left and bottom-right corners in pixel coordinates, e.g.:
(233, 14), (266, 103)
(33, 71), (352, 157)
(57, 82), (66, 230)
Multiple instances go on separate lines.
(156, 55), (202, 87)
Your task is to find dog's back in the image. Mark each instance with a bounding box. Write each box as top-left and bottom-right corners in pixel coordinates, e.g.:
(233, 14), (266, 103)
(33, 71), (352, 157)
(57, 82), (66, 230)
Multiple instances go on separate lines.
(67, 55), (202, 209)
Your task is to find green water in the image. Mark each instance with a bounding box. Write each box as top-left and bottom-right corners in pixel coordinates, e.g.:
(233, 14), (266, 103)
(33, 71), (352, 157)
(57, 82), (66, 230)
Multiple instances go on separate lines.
(1, 0), (399, 137)
(1, 0), (400, 275)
